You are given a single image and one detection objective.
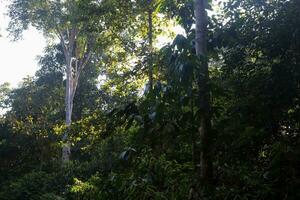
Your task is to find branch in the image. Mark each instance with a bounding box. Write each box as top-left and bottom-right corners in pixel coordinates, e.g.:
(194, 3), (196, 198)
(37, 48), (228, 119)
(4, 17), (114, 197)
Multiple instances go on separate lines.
(70, 35), (94, 102)
(80, 49), (93, 70)
(69, 27), (78, 57)
(78, 36), (95, 71)
(56, 28), (69, 59)
(71, 60), (81, 103)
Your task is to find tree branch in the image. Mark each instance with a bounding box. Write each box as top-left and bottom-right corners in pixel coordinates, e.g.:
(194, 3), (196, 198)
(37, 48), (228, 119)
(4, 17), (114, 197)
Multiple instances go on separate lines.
(56, 29), (69, 59)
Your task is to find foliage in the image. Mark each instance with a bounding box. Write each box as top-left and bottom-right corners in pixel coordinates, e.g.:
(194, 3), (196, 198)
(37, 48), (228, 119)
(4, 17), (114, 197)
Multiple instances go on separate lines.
(0, 0), (299, 199)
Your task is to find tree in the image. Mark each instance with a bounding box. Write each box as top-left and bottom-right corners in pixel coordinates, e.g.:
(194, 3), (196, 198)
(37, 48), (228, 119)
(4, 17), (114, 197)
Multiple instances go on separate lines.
(147, 0), (154, 90)
(8, 0), (96, 163)
(194, 0), (213, 188)
(1, 0), (299, 199)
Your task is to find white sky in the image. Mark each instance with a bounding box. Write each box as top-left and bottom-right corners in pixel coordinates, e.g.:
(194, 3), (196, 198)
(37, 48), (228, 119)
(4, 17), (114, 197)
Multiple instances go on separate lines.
(0, 0), (46, 88)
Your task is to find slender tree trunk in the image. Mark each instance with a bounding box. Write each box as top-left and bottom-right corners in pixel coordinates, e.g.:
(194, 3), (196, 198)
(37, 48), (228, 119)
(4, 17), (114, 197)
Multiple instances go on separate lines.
(148, 5), (154, 90)
(62, 57), (72, 163)
(194, 0), (213, 187)
(59, 28), (93, 164)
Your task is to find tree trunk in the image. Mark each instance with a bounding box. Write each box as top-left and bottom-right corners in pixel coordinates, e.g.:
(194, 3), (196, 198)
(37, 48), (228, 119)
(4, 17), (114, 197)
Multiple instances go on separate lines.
(59, 28), (93, 164)
(62, 57), (72, 163)
(148, 5), (154, 91)
(194, 0), (213, 186)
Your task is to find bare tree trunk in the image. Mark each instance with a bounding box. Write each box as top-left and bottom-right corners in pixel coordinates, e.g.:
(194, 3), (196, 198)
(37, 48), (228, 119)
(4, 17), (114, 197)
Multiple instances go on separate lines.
(194, 0), (213, 187)
(58, 28), (93, 164)
(62, 57), (72, 163)
(148, 3), (154, 91)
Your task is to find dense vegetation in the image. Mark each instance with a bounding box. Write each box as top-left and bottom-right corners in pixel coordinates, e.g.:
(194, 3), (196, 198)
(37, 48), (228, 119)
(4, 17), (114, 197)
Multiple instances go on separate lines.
(0, 0), (299, 199)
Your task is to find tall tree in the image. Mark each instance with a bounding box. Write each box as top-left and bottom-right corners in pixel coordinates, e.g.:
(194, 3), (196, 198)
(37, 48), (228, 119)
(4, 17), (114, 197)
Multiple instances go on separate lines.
(194, 0), (213, 187)
(132, 0), (170, 92)
(58, 19), (94, 164)
(147, 0), (154, 90)
(8, 0), (95, 163)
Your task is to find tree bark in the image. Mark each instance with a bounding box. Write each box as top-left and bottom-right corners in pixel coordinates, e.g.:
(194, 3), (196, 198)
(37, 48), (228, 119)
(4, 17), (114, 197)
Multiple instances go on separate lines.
(194, 0), (213, 187)
(148, 3), (154, 91)
(59, 28), (93, 164)
(62, 56), (72, 163)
